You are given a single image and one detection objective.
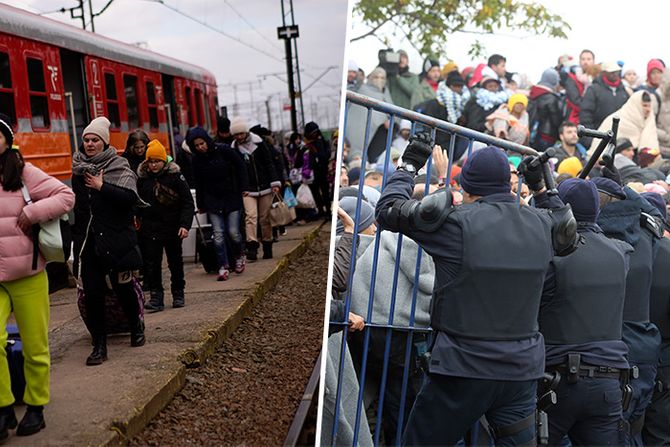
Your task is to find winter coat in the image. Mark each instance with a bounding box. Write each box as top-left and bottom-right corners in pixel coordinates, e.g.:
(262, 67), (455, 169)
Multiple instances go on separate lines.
(350, 231), (434, 328)
(528, 85), (563, 148)
(0, 163), (75, 282)
(410, 79), (437, 109)
(345, 82), (394, 159)
(485, 103), (530, 145)
(462, 95), (497, 133)
(121, 151), (144, 174)
(580, 74), (630, 131)
(589, 91), (659, 155)
(414, 98), (451, 149)
(174, 141), (194, 188)
(192, 142), (249, 215)
(303, 136), (331, 180)
(72, 164), (143, 273)
(563, 73), (585, 124)
(232, 132), (281, 197)
(387, 70), (420, 109)
(269, 146), (288, 184)
(656, 69), (670, 157)
(136, 161), (194, 240)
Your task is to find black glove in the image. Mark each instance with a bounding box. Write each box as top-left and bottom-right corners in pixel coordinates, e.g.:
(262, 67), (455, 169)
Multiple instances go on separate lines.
(401, 131), (433, 171)
(599, 153), (622, 185)
(518, 156), (545, 192)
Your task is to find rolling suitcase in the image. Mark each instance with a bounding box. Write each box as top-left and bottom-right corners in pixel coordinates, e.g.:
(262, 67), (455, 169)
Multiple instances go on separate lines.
(77, 277), (145, 334)
(6, 324), (25, 403)
(194, 214), (218, 274)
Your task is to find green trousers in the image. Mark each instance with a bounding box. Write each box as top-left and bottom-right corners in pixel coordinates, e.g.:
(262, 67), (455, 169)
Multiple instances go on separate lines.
(0, 270), (50, 406)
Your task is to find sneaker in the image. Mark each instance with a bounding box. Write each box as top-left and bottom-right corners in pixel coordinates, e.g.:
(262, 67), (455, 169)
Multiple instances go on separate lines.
(217, 267), (229, 281)
(279, 228), (288, 236)
(234, 256), (246, 274)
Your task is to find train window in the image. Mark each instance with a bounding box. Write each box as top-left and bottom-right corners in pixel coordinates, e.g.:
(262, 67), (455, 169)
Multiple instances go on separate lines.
(104, 72), (120, 129)
(123, 74), (140, 129)
(0, 52), (11, 88)
(26, 57), (49, 129)
(204, 93), (212, 131)
(185, 86), (194, 127)
(146, 81), (158, 129)
(0, 52), (16, 128)
(194, 88), (204, 126)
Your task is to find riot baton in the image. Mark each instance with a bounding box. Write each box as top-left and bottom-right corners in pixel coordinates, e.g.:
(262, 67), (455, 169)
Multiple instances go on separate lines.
(528, 147), (558, 194)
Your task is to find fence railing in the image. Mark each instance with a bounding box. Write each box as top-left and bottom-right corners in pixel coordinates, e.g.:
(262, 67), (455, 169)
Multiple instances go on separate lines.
(324, 91), (539, 447)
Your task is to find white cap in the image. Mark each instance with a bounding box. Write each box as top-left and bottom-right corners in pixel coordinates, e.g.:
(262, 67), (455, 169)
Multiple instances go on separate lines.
(601, 61), (621, 73)
(399, 119), (412, 131)
(348, 60), (359, 72)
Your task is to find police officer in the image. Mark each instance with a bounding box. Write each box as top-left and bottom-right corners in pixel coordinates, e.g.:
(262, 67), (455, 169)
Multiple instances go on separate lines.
(539, 178), (632, 444)
(641, 192), (670, 445)
(375, 135), (578, 445)
(593, 176), (664, 446)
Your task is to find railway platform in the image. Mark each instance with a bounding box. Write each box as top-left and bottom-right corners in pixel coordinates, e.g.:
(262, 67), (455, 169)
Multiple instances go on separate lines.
(5, 221), (326, 446)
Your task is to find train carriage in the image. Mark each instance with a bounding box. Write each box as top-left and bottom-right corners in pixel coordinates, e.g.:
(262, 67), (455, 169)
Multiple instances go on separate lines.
(0, 3), (219, 181)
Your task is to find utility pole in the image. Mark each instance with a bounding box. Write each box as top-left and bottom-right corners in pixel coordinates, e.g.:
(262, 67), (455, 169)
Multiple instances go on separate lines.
(69, 0), (86, 30)
(278, 0), (304, 132)
(87, 0), (115, 33)
(265, 98), (272, 130)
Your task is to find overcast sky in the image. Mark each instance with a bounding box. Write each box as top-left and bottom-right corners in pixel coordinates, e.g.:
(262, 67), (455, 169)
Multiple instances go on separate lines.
(3, 0), (348, 130)
(348, 0), (666, 86)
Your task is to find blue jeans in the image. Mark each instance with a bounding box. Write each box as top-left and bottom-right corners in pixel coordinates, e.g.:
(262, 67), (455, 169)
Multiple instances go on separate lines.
(208, 210), (243, 269)
(402, 374), (537, 446)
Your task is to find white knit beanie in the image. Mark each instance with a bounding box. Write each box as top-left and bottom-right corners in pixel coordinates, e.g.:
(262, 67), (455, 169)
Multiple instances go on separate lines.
(83, 116), (111, 144)
(230, 117), (249, 135)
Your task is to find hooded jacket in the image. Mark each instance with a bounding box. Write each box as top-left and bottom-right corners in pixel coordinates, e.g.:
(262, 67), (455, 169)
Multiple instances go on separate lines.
(0, 163), (75, 281)
(656, 69), (670, 157)
(136, 160), (194, 240)
(528, 85), (562, 146)
(580, 74), (630, 131)
(232, 132), (281, 197)
(189, 127), (249, 214)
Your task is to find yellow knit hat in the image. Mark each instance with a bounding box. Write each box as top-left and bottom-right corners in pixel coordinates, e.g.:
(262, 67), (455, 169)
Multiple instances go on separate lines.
(508, 93), (528, 111)
(145, 139), (167, 162)
(441, 60), (459, 78)
(557, 156), (583, 178)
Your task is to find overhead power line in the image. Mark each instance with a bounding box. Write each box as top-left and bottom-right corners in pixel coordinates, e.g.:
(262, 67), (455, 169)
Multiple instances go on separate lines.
(142, 0), (283, 63)
(223, 0), (283, 52)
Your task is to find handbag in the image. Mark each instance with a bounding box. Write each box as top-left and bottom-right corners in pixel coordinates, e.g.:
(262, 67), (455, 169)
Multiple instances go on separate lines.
(20, 184), (70, 267)
(270, 193), (294, 227)
(283, 186), (298, 208)
(77, 277), (145, 334)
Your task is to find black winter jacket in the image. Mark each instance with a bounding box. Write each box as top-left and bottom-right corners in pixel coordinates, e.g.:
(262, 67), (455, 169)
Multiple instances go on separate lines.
(72, 175), (142, 272)
(528, 86), (563, 147)
(136, 161), (195, 240)
(192, 143), (249, 214)
(121, 151), (144, 174)
(580, 75), (629, 131)
(462, 96), (496, 133)
(233, 133), (280, 196)
(414, 98), (451, 149)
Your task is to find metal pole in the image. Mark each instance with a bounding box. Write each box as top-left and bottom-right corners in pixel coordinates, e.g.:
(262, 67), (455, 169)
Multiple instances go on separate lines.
(284, 37), (297, 132)
(165, 103), (176, 156)
(288, 0), (305, 129)
(265, 98), (272, 130)
(88, 0), (95, 32)
(64, 92), (78, 150)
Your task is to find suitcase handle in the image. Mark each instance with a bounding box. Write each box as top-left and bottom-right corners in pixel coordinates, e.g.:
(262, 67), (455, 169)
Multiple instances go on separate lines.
(193, 213), (208, 241)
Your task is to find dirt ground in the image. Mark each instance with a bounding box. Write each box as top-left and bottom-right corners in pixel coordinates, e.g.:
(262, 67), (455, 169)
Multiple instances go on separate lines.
(131, 227), (330, 446)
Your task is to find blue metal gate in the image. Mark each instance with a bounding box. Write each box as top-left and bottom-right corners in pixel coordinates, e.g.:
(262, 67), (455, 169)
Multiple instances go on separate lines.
(322, 91), (541, 446)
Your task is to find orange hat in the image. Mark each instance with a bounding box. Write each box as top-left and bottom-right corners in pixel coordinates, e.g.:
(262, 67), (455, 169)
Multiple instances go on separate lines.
(145, 139), (167, 162)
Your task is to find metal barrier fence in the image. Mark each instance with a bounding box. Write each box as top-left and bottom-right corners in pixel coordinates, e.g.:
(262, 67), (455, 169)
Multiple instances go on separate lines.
(324, 91), (541, 446)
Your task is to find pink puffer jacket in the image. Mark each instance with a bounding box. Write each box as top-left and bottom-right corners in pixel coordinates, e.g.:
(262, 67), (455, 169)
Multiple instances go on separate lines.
(0, 163), (75, 282)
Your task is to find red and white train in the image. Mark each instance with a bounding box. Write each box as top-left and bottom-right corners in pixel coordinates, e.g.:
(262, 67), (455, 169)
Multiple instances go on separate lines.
(0, 3), (219, 180)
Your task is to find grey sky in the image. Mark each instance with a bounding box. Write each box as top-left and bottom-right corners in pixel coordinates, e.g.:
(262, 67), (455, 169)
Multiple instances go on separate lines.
(4, 0), (348, 130)
(349, 0), (666, 87)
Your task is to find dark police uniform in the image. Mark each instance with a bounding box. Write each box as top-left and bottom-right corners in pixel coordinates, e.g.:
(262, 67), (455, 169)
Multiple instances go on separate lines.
(597, 186), (663, 445)
(376, 165), (575, 445)
(540, 223), (632, 445)
(643, 235), (670, 445)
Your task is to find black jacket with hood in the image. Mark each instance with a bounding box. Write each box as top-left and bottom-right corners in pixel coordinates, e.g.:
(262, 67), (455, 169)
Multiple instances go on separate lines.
(232, 132), (281, 196)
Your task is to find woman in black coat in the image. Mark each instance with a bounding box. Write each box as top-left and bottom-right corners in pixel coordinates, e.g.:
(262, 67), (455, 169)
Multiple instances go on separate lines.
(71, 117), (146, 366)
(136, 140), (194, 311)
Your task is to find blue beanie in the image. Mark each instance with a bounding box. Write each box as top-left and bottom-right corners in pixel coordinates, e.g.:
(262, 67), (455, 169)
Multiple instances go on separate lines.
(460, 146), (511, 196)
(640, 192), (667, 220)
(538, 68), (560, 89)
(348, 166), (361, 185)
(336, 196), (375, 235)
(591, 177), (627, 200)
(558, 178), (599, 223)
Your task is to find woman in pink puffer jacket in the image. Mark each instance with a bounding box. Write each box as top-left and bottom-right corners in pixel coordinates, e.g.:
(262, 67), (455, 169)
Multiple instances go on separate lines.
(0, 113), (75, 441)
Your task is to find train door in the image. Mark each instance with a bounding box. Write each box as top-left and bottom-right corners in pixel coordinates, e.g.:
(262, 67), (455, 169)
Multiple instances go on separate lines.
(59, 49), (88, 154)
(84, 57), (105, 119)
(161, 73), (180, 151)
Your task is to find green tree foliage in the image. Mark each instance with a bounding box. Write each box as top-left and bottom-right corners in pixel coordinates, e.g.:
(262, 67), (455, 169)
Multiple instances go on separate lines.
(352, 0), (571, 57)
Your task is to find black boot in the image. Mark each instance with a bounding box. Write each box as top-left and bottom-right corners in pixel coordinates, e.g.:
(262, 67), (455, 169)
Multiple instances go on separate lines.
(172, 290), (185, 308)
(144, 290), (164, 313)
(246, 241), (259, 262)
(130, 320), (146, 347)
(0, 406), (17, 442)
(16, 405), (44, 437)
(86, 334), (107, 366)
(262, 241), (273, 259)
